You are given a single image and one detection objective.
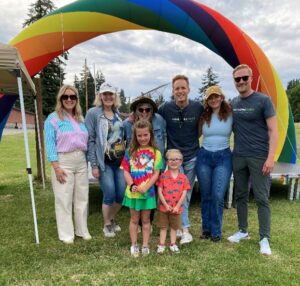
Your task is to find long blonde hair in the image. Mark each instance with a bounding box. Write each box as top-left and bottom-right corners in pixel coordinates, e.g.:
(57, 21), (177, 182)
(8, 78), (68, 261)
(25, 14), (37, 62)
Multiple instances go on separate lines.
(129, 120), (158, 157)
(55, 85), (83, 122)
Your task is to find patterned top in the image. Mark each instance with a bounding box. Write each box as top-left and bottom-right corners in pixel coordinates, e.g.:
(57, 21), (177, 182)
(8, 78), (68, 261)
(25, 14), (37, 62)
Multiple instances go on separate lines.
(44, 112), (88, 161)
(121, 147), (163, 199)
(156, 170), (191, 213)
(105, 114), (125, 163)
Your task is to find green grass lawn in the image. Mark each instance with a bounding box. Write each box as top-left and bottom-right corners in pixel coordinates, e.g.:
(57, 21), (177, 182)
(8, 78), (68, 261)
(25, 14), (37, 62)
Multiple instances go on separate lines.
(0, 131), (300, 286)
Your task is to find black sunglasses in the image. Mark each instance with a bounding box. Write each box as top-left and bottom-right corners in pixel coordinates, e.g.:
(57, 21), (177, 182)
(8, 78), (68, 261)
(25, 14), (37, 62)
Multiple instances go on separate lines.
(234, 76), (250, 83)
(61, 94), (77, 101)
(138, 107), (152, 113)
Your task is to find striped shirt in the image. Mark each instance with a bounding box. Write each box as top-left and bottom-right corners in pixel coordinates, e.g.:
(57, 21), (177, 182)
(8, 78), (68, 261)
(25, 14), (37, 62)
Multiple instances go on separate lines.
(44, 112), (88, 162)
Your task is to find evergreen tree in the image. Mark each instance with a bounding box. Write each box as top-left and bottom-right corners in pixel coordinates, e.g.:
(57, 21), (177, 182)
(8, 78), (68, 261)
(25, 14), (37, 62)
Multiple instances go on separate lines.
(95, 70), (106, 92)
(118, 89), (130, 113)
(78, 63), (96, 114)
(74, 74), (80, 91)
(22, 0), (66, 116)
(23, 0), (55, 26)
(155, 95), (165, 107)
(287, 79), (300, 122)
(198, 66), (220, 102)
(287, 79), (300, 90)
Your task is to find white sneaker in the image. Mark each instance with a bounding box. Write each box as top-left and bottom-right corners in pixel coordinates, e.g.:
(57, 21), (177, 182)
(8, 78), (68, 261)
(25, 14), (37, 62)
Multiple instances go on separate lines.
(227, 230), (250, 243)
(157, 245), (166, 254)
(103, 225), (116, 237)
(169, 244), (180, 254)
(176, 229), (183, 238)
(141, 246), (150, 256)
(111, 220), (121, 232)
(180, 231), (193, 244)
(259, 238), (272, 256)
(62, 239), (74, 245)
(82, 234), (92, 241)
(130, 244), (140, 258)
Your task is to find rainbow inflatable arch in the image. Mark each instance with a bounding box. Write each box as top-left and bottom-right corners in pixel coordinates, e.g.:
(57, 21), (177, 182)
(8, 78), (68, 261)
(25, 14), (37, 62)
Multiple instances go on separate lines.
(10, 0), (297, 163)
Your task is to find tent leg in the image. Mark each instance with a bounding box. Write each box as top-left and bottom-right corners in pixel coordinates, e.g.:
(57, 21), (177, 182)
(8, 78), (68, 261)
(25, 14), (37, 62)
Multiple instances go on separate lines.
(17, 74), (40, 244)
(34, 97), (46, 189)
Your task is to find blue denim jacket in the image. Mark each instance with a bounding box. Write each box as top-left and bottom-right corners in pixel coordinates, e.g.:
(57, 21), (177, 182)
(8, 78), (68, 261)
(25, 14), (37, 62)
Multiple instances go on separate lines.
(123, 113), (166, 156)
(85, 106), (124, 171)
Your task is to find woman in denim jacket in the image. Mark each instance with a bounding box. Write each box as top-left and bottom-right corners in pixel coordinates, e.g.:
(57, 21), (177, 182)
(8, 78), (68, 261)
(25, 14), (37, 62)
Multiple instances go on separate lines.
(85, 82), (126, 238)
(123, 95), (166, 156)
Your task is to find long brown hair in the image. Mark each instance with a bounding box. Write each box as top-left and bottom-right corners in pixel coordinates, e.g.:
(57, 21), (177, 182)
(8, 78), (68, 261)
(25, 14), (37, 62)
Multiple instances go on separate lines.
(201, 97), (232, 127)
(129, 120), (158, 156)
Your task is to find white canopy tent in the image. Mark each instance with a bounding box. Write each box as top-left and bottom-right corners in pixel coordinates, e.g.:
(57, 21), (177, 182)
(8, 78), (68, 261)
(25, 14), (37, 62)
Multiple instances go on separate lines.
(0, 42), (40, 244)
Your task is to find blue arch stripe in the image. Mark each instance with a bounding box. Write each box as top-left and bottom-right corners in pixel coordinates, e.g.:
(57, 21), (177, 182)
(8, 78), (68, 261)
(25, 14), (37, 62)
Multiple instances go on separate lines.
(128, 0), (218, 54)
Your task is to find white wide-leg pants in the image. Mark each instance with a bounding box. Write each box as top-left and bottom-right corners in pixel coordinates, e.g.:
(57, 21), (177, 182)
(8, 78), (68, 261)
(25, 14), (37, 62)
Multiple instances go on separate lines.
(51, 150), (90, 241)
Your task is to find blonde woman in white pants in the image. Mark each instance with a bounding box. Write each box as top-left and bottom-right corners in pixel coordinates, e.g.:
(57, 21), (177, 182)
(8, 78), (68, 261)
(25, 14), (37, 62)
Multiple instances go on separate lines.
(45, 85), (91, 244)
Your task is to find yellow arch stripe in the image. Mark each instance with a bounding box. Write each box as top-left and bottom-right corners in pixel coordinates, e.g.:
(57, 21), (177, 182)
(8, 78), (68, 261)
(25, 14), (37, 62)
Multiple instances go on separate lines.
(10, 12), (147, 46)
(271, 66), (289, 160)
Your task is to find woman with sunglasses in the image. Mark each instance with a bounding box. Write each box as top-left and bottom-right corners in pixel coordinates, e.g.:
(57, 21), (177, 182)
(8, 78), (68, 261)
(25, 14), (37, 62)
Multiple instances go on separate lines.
(123, 95), (166, 230)
(124, 95), (166, 156)
(44, 85), (91, 244)
(85, 82), (126, 238)
(195, 85), (233, 242)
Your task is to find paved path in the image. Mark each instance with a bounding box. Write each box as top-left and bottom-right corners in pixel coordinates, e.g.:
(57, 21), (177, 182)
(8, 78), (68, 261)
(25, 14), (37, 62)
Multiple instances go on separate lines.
(2, 128), (34, 135)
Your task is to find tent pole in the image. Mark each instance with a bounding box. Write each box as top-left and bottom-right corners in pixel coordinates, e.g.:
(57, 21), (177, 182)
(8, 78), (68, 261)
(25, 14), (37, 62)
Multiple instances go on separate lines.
(16, 70), (40, 244)
(34, 96), (46, 189)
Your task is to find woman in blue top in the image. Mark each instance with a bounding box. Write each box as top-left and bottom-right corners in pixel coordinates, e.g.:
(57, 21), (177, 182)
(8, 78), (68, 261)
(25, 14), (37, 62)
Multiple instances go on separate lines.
(196, 85), (233, 242)
(85, 82), (126, 238)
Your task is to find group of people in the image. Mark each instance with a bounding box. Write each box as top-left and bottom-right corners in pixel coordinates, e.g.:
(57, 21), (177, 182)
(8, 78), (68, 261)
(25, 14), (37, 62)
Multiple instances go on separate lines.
(44, 64), (278, 257)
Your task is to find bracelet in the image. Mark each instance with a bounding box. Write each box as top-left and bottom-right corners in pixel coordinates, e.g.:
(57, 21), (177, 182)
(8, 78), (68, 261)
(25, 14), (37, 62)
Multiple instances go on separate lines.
(129, 183), (136, 192)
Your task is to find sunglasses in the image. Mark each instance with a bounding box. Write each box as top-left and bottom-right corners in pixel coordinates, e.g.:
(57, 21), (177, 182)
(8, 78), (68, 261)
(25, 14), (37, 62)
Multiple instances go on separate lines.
(61, 94), (77, 101)
(138, 107), (152, 113)
(167, 158), (182, 162)
(234, 76), (250, 83)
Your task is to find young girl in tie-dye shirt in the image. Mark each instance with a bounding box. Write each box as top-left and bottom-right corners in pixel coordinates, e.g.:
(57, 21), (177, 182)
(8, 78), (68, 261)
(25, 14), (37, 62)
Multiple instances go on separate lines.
(121, 120), (163, 257)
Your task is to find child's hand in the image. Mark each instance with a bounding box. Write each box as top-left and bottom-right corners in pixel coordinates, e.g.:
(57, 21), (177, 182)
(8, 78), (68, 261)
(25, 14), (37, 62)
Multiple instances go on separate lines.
(136, 185), (146, 194)
(131, 185), (138, 192)
(165, 204), (173, 212)
(172, 205), (180, 214)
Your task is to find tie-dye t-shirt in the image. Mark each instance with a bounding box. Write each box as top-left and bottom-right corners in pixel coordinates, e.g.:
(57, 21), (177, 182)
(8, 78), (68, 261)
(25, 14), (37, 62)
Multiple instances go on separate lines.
(121, 147), (163, 199)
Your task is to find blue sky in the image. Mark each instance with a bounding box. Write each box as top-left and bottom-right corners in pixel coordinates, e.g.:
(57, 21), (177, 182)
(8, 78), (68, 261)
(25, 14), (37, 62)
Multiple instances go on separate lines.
(0, 0), (299, 101)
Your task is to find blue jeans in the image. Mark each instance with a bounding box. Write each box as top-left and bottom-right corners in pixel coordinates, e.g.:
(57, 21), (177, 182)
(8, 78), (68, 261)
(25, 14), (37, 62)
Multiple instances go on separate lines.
(99, 163), (126, 206)
(196, 147), (232, 237)
(181, 156), (197, 228)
